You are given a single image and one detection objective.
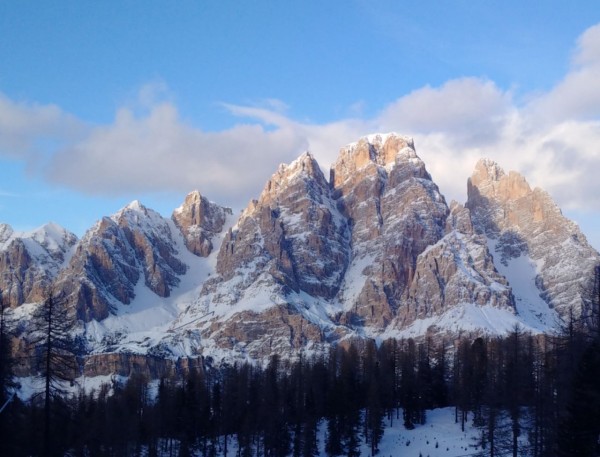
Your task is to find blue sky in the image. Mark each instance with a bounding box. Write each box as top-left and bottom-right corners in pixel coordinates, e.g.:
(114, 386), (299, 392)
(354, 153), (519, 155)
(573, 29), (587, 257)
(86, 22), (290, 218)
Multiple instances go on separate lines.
(1, 1), (600, 248)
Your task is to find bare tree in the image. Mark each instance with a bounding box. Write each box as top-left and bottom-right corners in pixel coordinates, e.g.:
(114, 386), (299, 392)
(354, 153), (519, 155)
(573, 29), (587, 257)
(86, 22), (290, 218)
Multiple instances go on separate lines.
(28, 293), (79, 456)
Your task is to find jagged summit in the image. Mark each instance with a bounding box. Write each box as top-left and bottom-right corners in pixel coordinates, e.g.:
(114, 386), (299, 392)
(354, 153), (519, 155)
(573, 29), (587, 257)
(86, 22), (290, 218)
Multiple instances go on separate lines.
(0, 221), (78, 307)
(124, 199), (145, 211)
(472, 158), (505, 181)
(469, 159), (536, 208)
(331, 133), (419, 188)
(172, 190), (232, 257)
(112, 199), (160, 224)
(257, 151), (327, 206)
(466, 159), (599, 324)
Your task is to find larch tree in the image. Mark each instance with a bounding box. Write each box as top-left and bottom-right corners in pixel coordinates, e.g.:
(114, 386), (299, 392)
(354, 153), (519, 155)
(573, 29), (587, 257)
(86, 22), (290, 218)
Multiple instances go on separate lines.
(28, 293), (79, 456)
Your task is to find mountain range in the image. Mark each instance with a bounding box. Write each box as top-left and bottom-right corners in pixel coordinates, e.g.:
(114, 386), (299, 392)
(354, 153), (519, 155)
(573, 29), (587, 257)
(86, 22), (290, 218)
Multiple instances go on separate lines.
(2, 133), (598, 375)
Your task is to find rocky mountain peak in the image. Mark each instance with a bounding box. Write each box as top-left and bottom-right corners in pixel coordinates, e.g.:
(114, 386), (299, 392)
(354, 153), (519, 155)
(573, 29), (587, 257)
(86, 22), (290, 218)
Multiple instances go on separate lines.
(54, 201), (188, 322)
(258, 151), (327, 206)
(0, 222), (78, 308)
(124, 199), (145, 211)
(172, 191), (231, 257)
(32, 222), (78, 257)
(469, 159), (533, 206)
(330, 133), (417, 188)
(466, 159), (600, 324)
(330, 133), (449, 329)
(212, 148), (348, 293)
(0, 223), (13, 245)
(471, 158), (505, 182)
(113, 200), (157, 226)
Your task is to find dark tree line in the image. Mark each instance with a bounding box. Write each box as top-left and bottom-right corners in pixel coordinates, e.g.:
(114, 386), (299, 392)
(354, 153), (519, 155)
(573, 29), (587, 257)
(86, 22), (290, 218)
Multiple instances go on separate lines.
(0, 283), (599, 456)
(0, 332), (599, 456)
(0, 292), (80, 456)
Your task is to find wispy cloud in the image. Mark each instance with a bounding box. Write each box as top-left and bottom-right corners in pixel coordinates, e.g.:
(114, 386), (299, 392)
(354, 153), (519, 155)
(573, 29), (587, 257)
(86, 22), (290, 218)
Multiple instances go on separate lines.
(0, 93), (86, 161)
(43, 91), (308, 209)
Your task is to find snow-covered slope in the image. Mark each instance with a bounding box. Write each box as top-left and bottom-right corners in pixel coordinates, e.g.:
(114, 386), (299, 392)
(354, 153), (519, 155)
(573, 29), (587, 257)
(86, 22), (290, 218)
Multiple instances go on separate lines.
(53, 201), (189, 321)
(83, 211), (236, 357)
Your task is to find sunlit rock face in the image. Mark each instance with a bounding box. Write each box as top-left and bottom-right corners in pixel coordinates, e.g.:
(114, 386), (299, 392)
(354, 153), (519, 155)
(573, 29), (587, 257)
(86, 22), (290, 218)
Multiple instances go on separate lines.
(205, 151), (350, 301)
(330, 133), (449, 328)
(466, 158), (600, 323)
(172, 191), (232, 257)
(189, 152), (351, 358)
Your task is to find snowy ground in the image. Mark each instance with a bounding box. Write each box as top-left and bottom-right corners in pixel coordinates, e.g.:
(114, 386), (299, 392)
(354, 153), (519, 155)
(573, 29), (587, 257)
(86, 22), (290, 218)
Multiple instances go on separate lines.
(368, 408), (480, 457)
(203, 408), (481, 457)
(11, 379), (499, 457)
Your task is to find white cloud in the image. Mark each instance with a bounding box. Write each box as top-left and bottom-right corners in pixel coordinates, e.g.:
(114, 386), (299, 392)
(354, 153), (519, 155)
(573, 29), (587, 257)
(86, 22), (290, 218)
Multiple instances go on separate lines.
(529, 23), (600, 123)
(215, 26), (600, 215)
(573, 23), (600, 67)
(0, 93), (84, 160)
(2, 23), (600, 225)
(45, 100), (307, 209)
(378, 78), (513, 143)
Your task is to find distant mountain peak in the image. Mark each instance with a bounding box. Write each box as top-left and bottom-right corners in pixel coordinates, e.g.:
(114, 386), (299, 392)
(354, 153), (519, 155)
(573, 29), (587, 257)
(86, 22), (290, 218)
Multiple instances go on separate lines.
(467, 158), (599, 323)
(171, 191), (231, 257)
(124, 199), (145, 211)
(469, 159), (533, 204)
(258, 151), (327, 207)
(331, 132), (422, 189)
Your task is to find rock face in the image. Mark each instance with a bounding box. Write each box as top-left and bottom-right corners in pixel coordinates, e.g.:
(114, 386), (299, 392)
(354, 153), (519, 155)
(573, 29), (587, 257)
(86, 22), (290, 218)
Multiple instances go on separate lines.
(0, 223), (77, 307)
(331, 134), (449, 328)
(466, 158), (600, 323)
(202, 304), (328, 360)
(403, 202), (514, 326)
(172, 191), (232, 257)
(212, 152), (349, 298)
(184, 152), (351, 358)
(54, 201), (187, 321)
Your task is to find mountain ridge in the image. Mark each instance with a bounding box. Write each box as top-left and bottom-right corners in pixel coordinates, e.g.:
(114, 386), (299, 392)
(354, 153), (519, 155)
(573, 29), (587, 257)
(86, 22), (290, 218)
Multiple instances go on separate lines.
(2, 133), (598, 371)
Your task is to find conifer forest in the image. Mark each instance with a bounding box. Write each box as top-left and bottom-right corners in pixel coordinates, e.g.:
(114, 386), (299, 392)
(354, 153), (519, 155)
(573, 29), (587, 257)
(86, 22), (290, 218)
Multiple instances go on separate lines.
(0, 303), (599, 457)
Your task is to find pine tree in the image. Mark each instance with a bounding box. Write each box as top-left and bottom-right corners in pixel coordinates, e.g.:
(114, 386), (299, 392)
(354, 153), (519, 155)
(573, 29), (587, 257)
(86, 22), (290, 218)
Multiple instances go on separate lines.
(366, 377), (384, 455)
(473, 337), (503, 457)
(453, 337), (472, 431)
(430, 339), (449, 409)
(471, 337), (488, 426)
(400, 339), (419, 430)
(376, 339), (398, 425)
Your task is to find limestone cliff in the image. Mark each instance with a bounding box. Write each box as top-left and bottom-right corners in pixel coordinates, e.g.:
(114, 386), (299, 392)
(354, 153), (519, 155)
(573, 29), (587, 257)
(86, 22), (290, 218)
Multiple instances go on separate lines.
(172, 191), (232, 257)
(466, 158), (600, 323)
